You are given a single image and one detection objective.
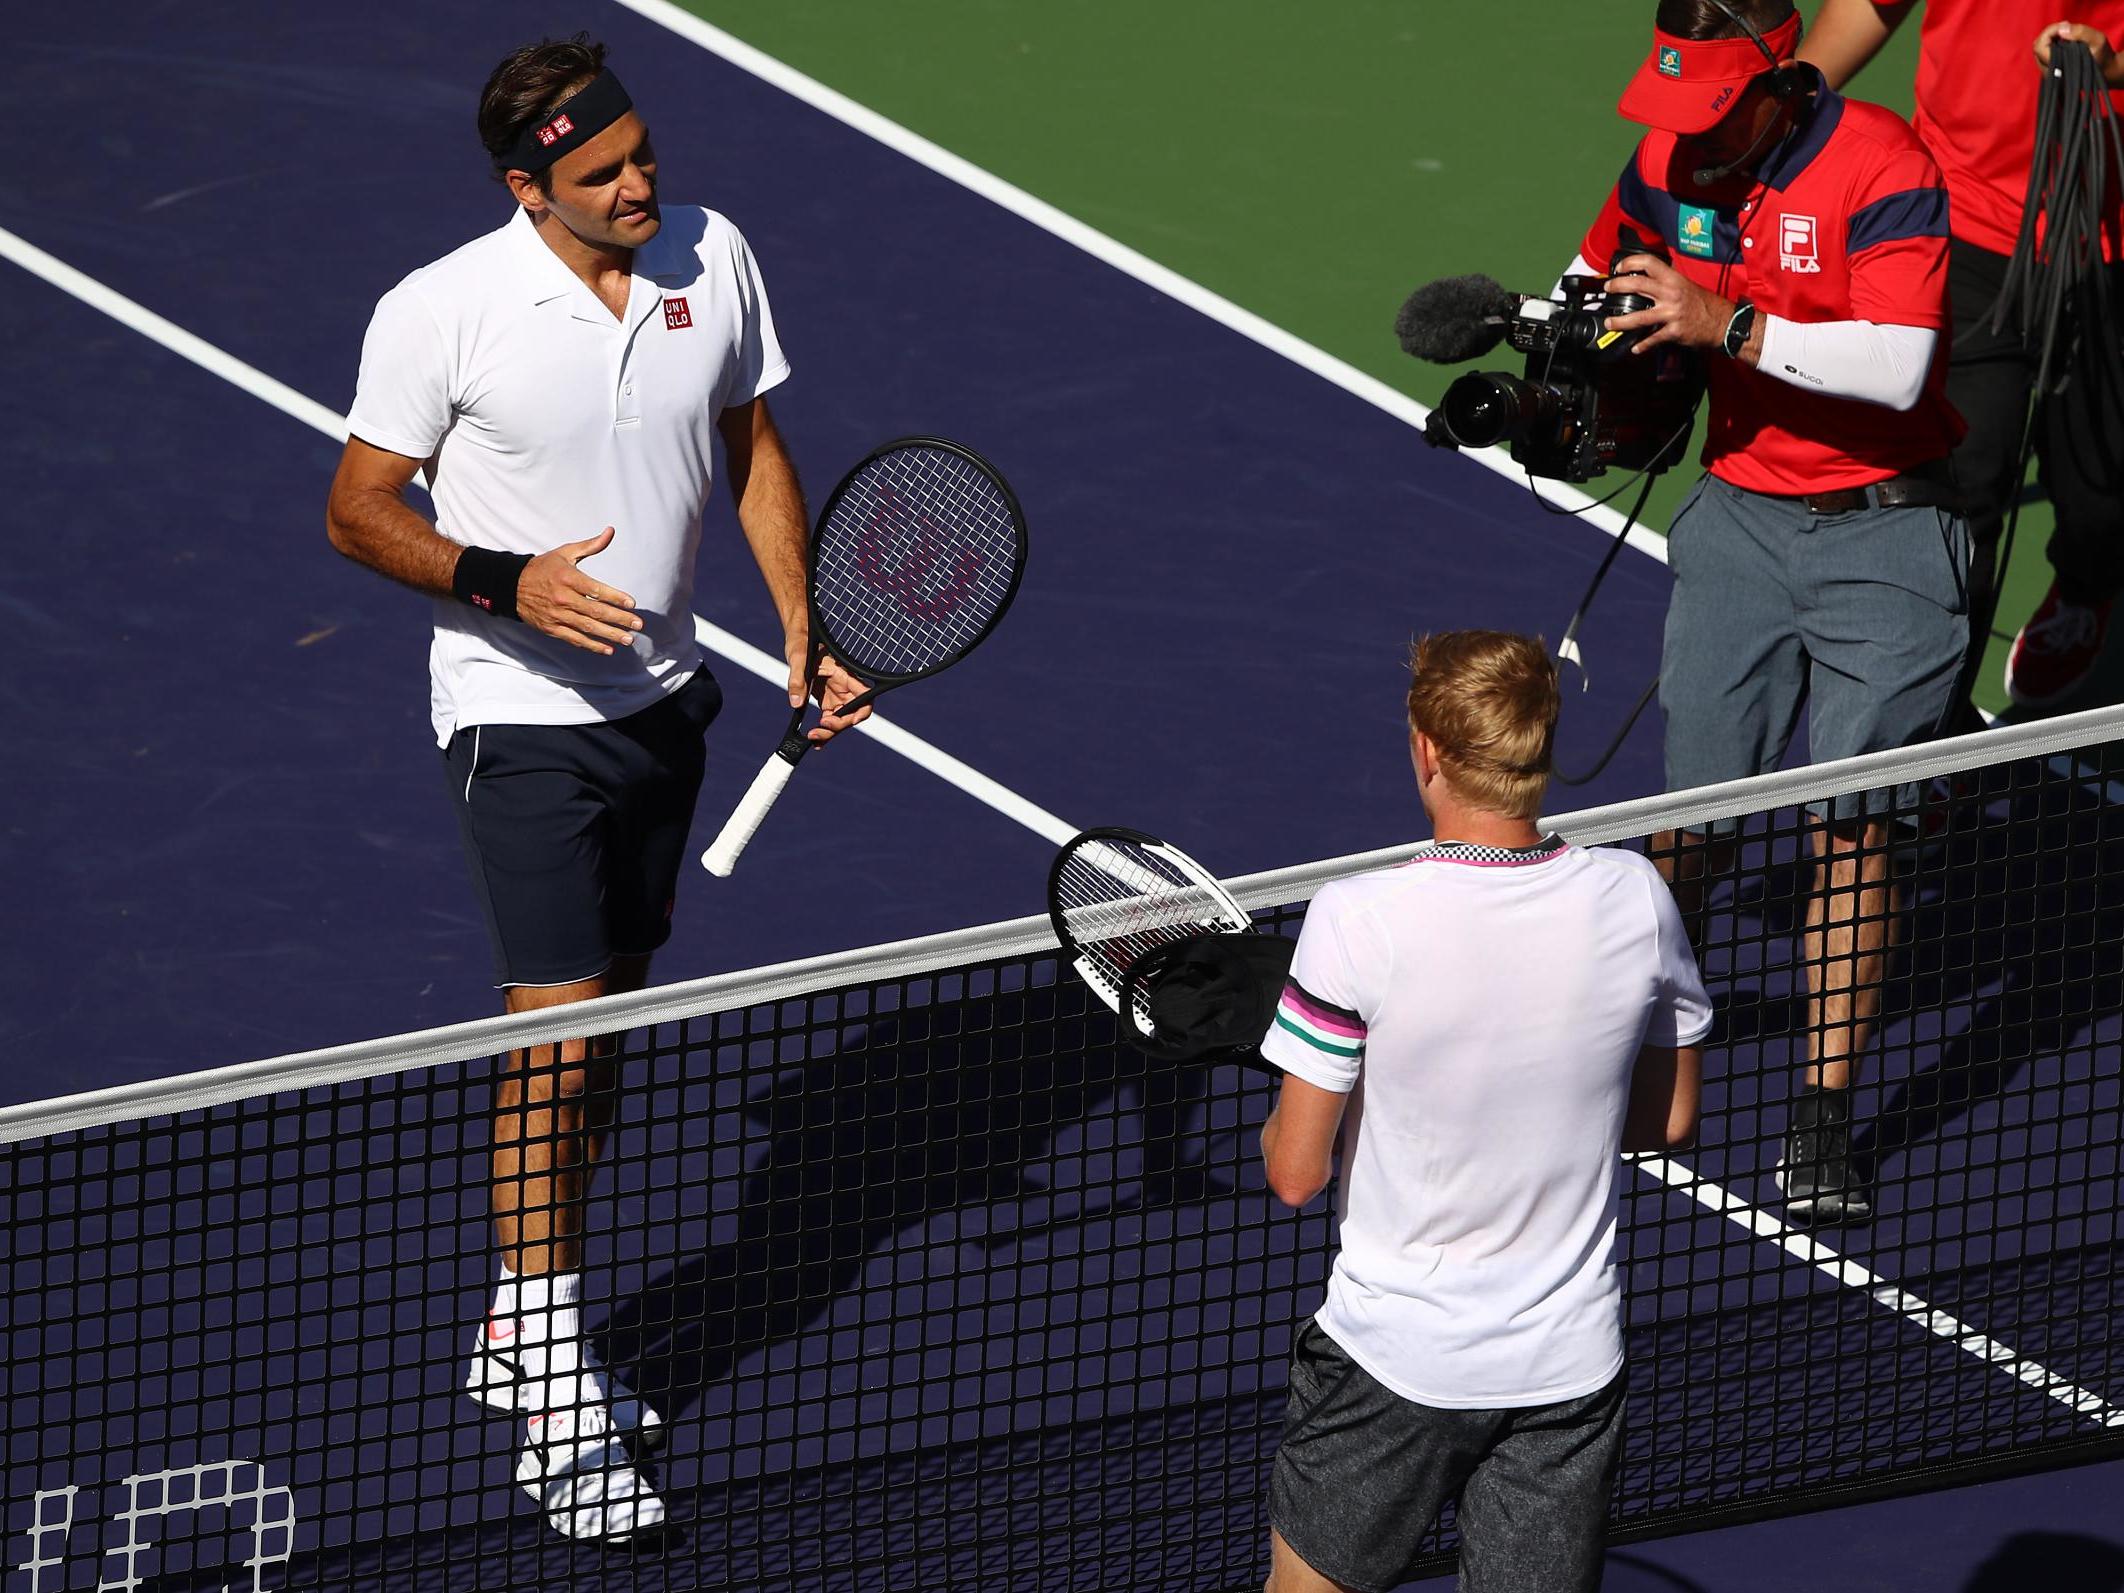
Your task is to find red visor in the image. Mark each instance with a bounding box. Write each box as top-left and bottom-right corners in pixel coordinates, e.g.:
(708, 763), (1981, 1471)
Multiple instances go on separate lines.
(1619, 13), (1802, 134)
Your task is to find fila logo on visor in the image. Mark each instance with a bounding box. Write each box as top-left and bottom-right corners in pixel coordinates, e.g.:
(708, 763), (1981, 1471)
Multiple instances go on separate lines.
(664, 297), (692, 330)
(1780, 214), (1821, 274)
(1658, 45), (1683, 76)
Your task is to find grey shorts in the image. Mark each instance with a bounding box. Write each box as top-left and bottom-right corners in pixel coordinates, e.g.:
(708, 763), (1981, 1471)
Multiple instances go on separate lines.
(1660, 472), (1970, 826)
(1268, 1321), (1625, 1593)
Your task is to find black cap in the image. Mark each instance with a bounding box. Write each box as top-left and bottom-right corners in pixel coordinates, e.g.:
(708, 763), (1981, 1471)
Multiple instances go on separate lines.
(1121, 933), (1295, 1063)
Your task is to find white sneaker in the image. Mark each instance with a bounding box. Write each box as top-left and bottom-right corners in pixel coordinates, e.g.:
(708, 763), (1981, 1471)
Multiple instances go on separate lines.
(515, 1384), (667, 1543)
(465, 1316), (665, 1450)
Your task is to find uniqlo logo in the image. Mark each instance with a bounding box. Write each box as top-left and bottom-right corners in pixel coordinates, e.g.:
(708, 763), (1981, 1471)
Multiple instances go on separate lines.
(1779, 213), (1822, 274)
(663, 297), (692, 330)
(535, 113), (574, 148)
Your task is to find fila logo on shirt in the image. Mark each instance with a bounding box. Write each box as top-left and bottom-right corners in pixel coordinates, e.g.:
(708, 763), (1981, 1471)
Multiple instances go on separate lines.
(1779, 213), (1822, 274)
(663, 297), (693, 330)
(535, 113), (575, 148)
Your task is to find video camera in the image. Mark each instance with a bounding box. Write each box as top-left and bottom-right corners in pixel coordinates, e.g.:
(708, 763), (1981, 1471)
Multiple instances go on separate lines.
(1397, 248), (1704, 484)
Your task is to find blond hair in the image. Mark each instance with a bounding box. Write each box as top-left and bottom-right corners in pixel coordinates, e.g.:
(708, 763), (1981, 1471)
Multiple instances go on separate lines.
(1405, 631), (1560, 820)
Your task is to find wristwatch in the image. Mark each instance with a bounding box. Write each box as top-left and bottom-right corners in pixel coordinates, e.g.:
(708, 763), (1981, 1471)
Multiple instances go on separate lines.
(1722, 299), (1758, 359)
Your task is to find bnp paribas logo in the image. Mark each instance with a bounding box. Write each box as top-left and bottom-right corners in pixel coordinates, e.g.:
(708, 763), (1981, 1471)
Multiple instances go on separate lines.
(1677, 204), (1717, 258)
(1658, 45), (1683, 76)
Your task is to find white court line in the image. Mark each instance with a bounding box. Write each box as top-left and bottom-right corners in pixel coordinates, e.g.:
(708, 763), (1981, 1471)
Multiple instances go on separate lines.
(609, 0), (1670, 569)
(1631, 1154), (2124, 1427)
(0, 224), (348, 441)
(688, 616), (1075, 844)
(0, 221), (1076, 850)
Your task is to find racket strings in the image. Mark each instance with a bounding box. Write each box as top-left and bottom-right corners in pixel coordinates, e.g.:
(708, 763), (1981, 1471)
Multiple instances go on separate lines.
(814, 447), (1022, 678)
(1054, 841), (1246, 1017)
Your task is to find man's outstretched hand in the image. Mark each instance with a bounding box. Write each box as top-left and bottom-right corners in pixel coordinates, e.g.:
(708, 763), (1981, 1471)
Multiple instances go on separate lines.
(516, 526), (642, 655)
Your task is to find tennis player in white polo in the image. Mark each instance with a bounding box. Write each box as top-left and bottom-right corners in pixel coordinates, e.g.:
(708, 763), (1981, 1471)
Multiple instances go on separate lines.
(1258, 631), (1710, 1593)
(325, 35), (867, 1543)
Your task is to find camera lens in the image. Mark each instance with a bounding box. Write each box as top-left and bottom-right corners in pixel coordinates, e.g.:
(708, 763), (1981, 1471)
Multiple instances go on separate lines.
(1441, 372), (1550, 448)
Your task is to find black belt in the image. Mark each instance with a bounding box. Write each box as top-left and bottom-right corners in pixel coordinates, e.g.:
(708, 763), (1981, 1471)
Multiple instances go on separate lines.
(1795, 459), (1960, 516)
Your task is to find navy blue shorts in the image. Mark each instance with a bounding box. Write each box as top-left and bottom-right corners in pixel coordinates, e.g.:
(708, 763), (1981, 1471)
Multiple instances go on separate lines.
(440, 669), (723, 987)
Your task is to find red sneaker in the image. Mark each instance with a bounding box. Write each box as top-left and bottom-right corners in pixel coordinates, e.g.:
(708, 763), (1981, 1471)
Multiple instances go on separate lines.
(2004, 585), (2113, 707)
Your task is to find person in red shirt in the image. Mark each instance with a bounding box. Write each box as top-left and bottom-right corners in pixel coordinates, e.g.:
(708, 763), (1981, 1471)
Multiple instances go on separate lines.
(1804, 3), (2124, 708)
(1578, 0), (1971, 1223)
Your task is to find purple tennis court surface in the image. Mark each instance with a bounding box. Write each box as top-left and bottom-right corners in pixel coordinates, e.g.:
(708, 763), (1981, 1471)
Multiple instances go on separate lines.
(4, 0), (1670, 1097)
(6, 5), (2120, 1591)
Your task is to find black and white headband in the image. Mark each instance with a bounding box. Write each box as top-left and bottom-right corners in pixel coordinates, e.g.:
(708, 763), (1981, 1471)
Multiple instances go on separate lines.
(501, 70), (634, 174)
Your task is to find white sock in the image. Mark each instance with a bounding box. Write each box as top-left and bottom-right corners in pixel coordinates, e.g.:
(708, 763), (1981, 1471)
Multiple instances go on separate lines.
(489, 1262), (521, 1325)
(497, 1269), (590, 1402)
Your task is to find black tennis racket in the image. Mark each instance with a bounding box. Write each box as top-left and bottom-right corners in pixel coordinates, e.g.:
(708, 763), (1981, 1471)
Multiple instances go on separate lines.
(702, 437), (1028, 876)
(1048, 828), (1277, 1058)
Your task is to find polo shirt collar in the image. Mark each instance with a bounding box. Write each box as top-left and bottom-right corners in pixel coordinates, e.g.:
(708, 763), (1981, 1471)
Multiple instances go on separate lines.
(1754, 66), (1843, 193)
(506, 206), (671, 329)
(1419, 834), (1569, 867)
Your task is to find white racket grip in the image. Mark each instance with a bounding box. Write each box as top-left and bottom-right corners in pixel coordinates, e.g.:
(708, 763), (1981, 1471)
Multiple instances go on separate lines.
(701, 747), (801, 876)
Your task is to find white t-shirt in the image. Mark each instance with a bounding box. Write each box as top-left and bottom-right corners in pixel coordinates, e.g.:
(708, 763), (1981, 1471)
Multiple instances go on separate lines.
(1261, 837), (1712, 1410)
(347, 206), (790, 745)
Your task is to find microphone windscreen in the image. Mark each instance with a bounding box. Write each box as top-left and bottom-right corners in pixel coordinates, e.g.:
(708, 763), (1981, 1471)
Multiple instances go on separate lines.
(1395, 274), (1515, 363)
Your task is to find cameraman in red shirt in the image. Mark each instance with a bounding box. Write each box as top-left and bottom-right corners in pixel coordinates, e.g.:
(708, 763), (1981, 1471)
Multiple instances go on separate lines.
(1577, 0), (1968, 1224)
(1805, 3), (2124, 709)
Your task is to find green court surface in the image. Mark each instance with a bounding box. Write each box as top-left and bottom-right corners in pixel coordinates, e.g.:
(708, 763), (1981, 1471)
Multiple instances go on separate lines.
(678, 1), (2077, 715)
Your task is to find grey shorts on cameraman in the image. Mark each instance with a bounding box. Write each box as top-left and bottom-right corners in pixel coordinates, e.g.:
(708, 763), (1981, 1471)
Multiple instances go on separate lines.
(1659, 472), (1970, 833)
(1269, 1321), (1624, 1593)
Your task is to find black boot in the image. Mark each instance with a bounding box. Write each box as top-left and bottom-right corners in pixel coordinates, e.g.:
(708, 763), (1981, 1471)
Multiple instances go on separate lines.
(1778, 1084), (1872, 1226)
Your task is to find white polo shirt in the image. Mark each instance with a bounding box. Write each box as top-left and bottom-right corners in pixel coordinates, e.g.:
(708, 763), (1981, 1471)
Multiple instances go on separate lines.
(1262, 838), (1712, 1410)
(347, 205), (790, 745)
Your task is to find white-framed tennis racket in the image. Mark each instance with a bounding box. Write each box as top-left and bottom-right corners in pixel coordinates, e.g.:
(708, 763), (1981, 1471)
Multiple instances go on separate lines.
(1046, 827), (1254, 1044)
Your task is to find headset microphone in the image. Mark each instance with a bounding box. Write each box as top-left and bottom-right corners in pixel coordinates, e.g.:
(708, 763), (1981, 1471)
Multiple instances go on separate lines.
(1688, 0), (1807, 186)
(1692, 108), (1785, 187)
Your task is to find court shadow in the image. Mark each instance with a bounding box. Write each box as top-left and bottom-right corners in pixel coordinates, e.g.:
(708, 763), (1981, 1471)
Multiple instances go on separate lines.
(146, 1508), (679, 1593)
(1854, 760), (2124, 1173)
(1707, 985), (1809, 1047)
(1600, 1550), (1720, 1592)
(1400, 1548), (1718, 1591)
(1963, 1529), (2124, 1592)
(1725, 855), (1810, 938)
(595, 1001), (1233, 1416)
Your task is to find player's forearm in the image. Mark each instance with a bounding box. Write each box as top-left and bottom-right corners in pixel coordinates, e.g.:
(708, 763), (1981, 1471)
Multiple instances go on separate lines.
(324, 480), (461, 598)
(1800, 0), (1912, 91)
(1258, 1091), (1341, 1207)
(1259, 1108), (1326, 1208)
(727, 410), (809, 634)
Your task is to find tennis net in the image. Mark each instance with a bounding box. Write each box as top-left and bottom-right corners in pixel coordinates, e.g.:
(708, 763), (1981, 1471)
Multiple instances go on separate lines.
(5, 705), (2122, 1591)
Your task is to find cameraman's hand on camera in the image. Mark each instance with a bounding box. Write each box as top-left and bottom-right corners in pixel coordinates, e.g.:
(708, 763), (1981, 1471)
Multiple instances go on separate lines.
(1605, 255), (1757, 365)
